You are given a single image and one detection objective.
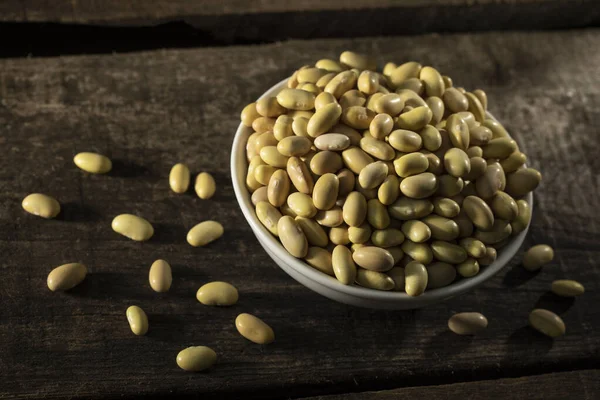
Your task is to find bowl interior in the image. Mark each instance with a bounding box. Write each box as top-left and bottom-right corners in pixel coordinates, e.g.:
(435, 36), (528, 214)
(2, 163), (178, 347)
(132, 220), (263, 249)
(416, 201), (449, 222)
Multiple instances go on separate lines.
(231, 78), (532, 306)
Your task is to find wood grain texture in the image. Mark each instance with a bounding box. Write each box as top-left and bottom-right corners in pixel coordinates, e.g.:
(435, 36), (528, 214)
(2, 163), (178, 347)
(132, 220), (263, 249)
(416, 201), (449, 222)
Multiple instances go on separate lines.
(1, 29), (599, 399)
(1, 0), (591, 21)
(7, 0), (594, 19)
(301, 370), (600, 399)
(0, 1), (598, 40)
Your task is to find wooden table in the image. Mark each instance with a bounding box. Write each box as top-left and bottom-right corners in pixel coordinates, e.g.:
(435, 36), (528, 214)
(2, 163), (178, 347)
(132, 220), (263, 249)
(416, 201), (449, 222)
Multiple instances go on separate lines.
(0, 29), (599, 399)
(1, 0), (599, 49)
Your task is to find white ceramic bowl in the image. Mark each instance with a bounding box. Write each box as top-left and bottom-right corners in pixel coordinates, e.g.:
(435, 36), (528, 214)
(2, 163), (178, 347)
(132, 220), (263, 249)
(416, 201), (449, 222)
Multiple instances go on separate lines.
(231, 78), (532, 309)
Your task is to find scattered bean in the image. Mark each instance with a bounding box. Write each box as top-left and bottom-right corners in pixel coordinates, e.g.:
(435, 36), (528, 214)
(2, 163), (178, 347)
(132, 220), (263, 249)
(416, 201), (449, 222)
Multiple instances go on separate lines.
(22, 193), (61, 219)
(529, 309), (565, 338)
(177, 346), (217, 372)
(112, 214), (154, 241)
(47, 263), (87, 292)
(126, 306), (149, 336)
(187, 220), (224, 247)
(235, 313), (275, 344)
(74, 152), (112, 174)
(197, 281), (239, 306)
(448, 312), (488, 335)
(551, 280), (585, 297)
(149, 259), (172, 293)
(523, 244), (554, 271)
(195, 172), (216, 199)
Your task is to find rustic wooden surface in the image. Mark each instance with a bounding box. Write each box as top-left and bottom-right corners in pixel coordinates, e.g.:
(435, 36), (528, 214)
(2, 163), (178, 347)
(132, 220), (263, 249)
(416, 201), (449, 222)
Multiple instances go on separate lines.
(0, 29), (599, 399)
(303, 370), (600, 399)
(0, 1), (598, 41)
(1, 0), (566, 20)
(1, 0), (597, 22)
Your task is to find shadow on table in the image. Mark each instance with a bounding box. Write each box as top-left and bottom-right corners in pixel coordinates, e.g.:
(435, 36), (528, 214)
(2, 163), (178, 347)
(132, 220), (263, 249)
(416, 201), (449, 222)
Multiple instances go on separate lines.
(148, 314), (189, 343)
(534, 291), (575, 315)
(59, 201), (103, 222)
(150, 223), (187, 245)
(109, 159), (150, 178)
(423, 330), (475, 358)
(504, 326), (554, 359)
(272, 305), (418, 351)
(502, 263), (540, 288)
(68, 272), (154, 302)
(168, 266), (205, 301)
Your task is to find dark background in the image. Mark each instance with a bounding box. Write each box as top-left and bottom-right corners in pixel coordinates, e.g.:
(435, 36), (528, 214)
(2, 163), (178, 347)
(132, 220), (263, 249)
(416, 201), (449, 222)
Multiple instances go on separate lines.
(1, 0), (600, 57)
(0, 1), (599, 399)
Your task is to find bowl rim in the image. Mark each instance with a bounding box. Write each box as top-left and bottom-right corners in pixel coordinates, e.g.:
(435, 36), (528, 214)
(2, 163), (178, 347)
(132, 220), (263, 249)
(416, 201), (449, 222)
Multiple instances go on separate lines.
(231, 78), (532, 303)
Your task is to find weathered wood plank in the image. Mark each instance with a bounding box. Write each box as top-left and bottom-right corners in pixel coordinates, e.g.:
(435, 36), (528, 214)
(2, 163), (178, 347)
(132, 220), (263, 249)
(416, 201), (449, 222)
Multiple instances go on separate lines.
(0, 1), (598, 40)
(301, 370), (600, 399)
(0, 0), (596, 20)
(0, 29), (599, 399)
(11, 0), (593, 19)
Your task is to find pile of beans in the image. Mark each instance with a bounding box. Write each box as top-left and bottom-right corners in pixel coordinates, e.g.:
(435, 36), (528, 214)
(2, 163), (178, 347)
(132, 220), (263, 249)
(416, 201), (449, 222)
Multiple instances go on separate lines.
(242, 51), (542, 295)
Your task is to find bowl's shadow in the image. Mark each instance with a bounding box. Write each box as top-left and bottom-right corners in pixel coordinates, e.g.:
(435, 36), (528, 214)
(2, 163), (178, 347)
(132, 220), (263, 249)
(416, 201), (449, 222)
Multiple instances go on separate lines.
(502, 263), (541, 288)
(534, 291), (575, 315)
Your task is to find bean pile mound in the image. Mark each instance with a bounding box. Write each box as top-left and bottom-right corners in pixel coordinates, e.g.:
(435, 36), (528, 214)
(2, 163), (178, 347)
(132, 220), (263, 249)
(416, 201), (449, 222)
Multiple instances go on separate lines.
(242, 51), (541, 295)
